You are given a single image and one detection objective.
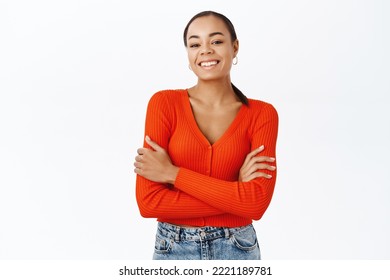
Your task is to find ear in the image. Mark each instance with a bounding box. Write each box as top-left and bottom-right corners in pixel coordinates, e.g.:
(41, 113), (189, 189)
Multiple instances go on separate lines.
(233, 39), (239, 56)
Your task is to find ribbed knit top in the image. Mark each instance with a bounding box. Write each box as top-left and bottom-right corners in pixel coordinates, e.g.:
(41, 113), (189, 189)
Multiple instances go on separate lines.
(136, 89), (279, 227)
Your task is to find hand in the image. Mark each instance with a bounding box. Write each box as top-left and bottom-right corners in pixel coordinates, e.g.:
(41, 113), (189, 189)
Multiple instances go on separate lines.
(134, 136), (179, 184)
(238, 145), (276, 182)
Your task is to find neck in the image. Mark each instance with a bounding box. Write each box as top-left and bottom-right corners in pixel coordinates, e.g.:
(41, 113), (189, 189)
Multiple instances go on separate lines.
(189, 78), (238, 106)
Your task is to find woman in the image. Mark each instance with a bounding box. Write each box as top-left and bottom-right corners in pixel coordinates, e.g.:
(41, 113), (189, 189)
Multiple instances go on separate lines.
(134, 11), (278, 260)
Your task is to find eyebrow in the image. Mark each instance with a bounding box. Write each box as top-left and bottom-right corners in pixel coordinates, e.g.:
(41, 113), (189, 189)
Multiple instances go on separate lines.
(188, 32), (225, 40)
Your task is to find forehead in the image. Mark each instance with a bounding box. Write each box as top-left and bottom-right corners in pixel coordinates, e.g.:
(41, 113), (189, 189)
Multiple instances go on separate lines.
(187, 16), (229, 38)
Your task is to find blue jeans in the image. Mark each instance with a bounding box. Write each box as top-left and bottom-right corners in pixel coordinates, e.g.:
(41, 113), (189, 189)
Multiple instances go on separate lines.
(152, 222), (261, 260)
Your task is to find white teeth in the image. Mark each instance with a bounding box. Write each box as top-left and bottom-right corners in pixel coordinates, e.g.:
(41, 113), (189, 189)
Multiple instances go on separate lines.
(201, 61), (218, 67)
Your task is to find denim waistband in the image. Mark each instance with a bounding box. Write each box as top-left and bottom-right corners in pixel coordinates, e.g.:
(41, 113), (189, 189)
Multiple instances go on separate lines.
(157, 222), (253, 242)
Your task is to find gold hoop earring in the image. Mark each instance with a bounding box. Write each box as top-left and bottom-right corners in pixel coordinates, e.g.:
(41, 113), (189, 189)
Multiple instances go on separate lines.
(233, 56), (238, 65)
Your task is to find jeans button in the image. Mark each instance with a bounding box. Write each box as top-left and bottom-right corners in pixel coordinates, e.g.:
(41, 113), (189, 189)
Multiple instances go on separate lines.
(200, 231), (206, 238)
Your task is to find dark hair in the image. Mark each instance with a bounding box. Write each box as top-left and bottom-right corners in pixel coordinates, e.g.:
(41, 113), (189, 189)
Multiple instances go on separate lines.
(183, 11), (248, 106)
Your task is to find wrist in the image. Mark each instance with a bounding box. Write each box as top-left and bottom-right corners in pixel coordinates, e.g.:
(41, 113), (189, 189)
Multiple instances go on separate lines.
(166, 165), (179, 184)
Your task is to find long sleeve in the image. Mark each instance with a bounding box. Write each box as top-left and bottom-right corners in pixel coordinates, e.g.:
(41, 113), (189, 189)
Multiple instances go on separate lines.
(135, 91), (225, 218)
(174, 103), (279, 220)
(135, 90), (279, 227)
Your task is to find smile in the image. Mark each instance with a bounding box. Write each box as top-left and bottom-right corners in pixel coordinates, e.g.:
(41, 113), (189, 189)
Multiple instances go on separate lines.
(199, 60), (219, 67)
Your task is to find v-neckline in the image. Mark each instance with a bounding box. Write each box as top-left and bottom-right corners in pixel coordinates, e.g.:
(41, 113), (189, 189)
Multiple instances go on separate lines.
(181, 89), (247, 148)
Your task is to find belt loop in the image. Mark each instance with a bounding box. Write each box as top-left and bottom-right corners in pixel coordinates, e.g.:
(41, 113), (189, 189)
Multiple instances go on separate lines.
(175, 225), (180, 242)
(224, 228), (230, 239)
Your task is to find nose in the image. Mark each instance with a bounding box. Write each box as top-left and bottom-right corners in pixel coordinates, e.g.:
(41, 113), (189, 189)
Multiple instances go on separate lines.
(200, 45), (213, 55)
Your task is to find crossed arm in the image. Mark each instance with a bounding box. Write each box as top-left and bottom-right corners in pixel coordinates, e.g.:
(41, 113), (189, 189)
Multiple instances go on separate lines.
(134, 94), (278, 220)
(135, 136), (275, 185)
(135, 137), (276, 220)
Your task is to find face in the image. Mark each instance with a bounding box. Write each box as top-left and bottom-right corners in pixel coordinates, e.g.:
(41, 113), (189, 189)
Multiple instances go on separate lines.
(186, 15), (239, 81)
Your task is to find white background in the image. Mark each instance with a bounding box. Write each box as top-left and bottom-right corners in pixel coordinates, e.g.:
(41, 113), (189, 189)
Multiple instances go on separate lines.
(0, 0), (389, 260)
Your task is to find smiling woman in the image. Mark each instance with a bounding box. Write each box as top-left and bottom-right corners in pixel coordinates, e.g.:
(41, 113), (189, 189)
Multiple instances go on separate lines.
(134, 11), (279, 260)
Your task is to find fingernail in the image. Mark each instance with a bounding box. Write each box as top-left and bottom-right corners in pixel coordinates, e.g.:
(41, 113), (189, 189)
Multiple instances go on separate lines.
(145, 135), (151, 141)
(270, 157), (275, 161)
(258, 145), (264, 150)
(270, 166), (276, 170)
(267, 174), (272, 178)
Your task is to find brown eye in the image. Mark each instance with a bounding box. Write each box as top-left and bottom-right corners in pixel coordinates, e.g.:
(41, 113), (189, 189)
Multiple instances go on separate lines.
(189, 43), (200, 48)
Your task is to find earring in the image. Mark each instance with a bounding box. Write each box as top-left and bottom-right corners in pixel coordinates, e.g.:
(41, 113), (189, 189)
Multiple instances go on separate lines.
(233, 56), (238, 65)
(188, 64), (192, 71)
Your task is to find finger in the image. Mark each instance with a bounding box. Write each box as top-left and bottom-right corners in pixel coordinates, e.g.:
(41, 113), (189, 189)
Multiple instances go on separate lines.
(252, 156), (275, 163)
(241, 165), (262, 180)
(145, 135), (163, 152)
(255, 172), (273, 179)
(255, 163), (276, 171)
(244, 172), (272, 182)
(134, 167), (142, 175)
(250, 145), (264, 157)
(243, 145), (264, 166)
(134, 161), (142, 168)
(241, 172), (260, 182)
(241, 155), (268, 176)
(246, 164), (276, 175)
(137, 148), (147, 155)
(248, 156), (275, 166)
(135, 155), (143, 162)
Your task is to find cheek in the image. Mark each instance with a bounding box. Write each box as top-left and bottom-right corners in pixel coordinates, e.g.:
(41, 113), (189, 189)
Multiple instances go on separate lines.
(187, 52), (197, 64)
(223, 49), (235, 60)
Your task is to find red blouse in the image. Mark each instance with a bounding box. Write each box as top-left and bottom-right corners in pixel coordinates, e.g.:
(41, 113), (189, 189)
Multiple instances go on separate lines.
(136, 89), (279, 227)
